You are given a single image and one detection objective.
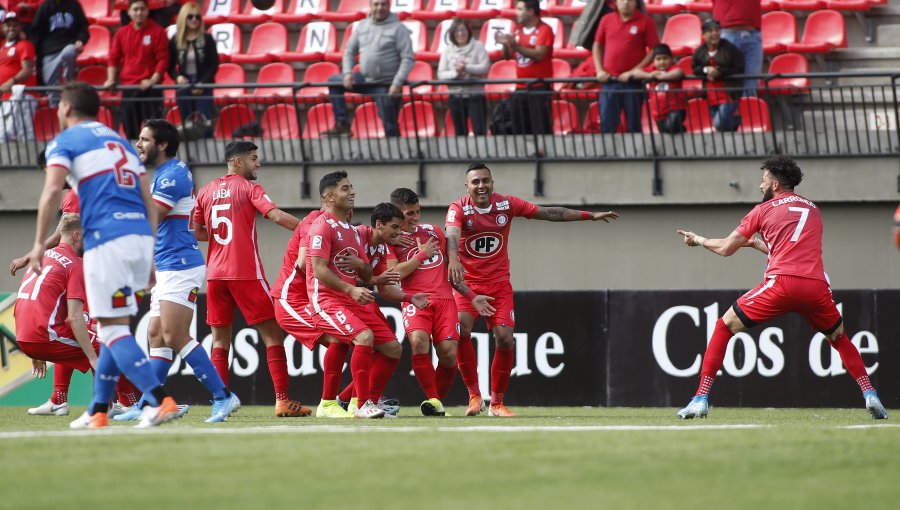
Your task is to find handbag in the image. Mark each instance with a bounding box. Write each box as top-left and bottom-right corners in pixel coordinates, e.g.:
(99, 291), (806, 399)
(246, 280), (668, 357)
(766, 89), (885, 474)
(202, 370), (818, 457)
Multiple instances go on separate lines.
(177, 111), (211, 141)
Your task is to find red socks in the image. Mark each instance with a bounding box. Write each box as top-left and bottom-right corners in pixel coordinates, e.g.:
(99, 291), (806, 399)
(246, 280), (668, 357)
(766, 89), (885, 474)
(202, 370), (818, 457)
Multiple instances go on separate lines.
(696, 318), (733, 396)
(412, 353), (438, 399)
(457, 336), (480, 396)
(350, 344), (374, 405)
(435, 362), (457, 401)
(338, 381), (355, 402)
(266, 345), (289, 401)
(829, 332), (875, 392)
(211, 347), (229, 386)
(115, 376), (139, 407)
(322, 342), (349, 400)
(490, 348), (514, 404)
(369, 352), (399, 403)
(52, 364), (74, 404)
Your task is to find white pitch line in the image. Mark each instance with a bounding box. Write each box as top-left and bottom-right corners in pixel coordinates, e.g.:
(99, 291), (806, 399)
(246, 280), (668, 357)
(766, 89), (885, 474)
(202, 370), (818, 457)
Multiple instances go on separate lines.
(0, 423), (769, 440)
(842, 424), (900, 429)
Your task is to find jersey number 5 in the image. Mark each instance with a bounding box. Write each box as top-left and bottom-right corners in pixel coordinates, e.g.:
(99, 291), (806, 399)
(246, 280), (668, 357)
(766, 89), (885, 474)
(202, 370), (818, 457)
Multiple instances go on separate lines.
(106, 142), (137, 188)
(211, 204), (233, 245)
(788, 207), (809, 242)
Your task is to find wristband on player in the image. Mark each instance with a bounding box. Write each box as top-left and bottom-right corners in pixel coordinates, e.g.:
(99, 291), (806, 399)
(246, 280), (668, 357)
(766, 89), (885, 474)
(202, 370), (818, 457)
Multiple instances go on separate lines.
(414, 251), (430, 262)
(402, 293), (415, 303)
(464, 289), (478, 302)
(580, 211), (591, 220)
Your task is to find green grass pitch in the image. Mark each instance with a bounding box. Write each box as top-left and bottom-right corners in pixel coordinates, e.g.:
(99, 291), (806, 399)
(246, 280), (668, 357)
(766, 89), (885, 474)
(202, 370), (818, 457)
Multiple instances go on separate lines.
(0, 406), (898, 509)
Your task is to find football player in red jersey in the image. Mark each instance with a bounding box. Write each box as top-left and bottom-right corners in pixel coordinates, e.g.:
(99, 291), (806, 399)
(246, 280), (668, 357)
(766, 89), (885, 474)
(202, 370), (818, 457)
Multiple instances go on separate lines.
(193, 140), (311, 417)
(676, 155), (887, 420)
(446, 163), (619, 417)
(893, 203), (900, 250)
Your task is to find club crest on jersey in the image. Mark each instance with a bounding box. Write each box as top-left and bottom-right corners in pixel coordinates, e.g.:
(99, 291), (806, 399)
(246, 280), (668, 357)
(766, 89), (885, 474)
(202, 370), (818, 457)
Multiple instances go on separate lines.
(111, 287), (132, 308)
(496, 214), (508, 226)
(188, 287), (198, 303)
(466, 233), (503, 258)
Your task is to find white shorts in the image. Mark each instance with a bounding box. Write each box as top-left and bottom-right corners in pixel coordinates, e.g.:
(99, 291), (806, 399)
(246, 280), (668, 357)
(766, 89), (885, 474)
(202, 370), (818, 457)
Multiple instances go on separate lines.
(148, 265), (206, 317)
(83, 234), (154, 319)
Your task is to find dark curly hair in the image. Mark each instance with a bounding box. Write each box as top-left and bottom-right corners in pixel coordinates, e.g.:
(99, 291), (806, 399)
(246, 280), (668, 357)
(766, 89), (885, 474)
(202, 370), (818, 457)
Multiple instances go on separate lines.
(390, 187), (419, 207)
(371, 202), (403, 228)
(761, 155), (803, 189)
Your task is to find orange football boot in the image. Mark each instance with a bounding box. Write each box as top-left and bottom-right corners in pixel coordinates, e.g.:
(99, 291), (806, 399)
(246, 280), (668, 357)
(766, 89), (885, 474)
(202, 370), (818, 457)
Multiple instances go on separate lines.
(465, 394), (486, 416)
(488, 403), (517, 417)
(275, 399), (312, 417)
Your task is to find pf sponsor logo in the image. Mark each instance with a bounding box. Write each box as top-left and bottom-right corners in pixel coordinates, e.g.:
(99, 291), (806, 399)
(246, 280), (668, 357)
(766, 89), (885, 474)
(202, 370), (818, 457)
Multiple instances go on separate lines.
(466, 233), (503, 258)
(333, 248), (360, 277)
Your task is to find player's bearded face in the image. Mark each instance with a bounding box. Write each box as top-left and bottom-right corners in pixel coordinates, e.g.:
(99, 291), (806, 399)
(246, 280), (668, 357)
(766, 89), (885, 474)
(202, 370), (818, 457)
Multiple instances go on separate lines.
(760, 171), (775, 202)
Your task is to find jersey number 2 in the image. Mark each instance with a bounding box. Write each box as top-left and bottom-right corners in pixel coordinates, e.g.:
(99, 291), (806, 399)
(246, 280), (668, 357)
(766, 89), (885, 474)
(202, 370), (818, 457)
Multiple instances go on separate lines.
(107, 142), (137, 188)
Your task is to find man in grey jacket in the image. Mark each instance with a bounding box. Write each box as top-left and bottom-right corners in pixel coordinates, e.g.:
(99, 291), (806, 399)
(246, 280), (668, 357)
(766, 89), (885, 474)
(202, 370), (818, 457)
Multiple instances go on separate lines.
(322, 0), (414, 137)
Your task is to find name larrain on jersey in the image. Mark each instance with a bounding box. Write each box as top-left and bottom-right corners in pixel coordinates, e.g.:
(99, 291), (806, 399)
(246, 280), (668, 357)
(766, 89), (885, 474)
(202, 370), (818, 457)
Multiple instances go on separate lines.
(769, 195), (817, 209)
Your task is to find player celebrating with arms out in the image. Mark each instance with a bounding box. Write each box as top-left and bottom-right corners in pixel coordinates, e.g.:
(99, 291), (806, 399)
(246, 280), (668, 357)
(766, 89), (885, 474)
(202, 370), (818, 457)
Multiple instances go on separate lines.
(675, 155), (887, 420)
(446, 163), (619, 417)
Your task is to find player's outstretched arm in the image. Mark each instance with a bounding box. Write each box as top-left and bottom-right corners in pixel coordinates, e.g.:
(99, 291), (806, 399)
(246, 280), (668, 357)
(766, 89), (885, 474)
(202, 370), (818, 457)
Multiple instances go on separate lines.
(677, 229), (747, 257)
(27, 166), (66, 272)
(534, 207), (620, 223)
(67, 299), (98, 369)
(10, 218), (67, 275)
(266, 208), (301, 231)
(445, 226), (464, 285)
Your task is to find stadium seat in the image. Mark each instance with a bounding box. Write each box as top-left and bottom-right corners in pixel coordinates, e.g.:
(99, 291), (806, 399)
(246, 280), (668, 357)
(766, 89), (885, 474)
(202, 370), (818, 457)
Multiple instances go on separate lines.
(646, 0), (687, 15)
(411, 0), (467, 21)
(97, 106), (116, 129)
(442, 109), (474, 136)
(302, 103), (336, 138)
(825, 0), (872, 9)
(283, 21), (337, 62)
(350, 102), (386, 138)
(661, 14), (702, 57)
(297, 61), (340, 101)
(77, 26), (110, 66)
(675, 56), (703, 96)
(484, 59), (517, 99)
(776, 0), (825, 10)
(273, 0), (329, 22)
(417, 18), (454, 61)
(551, 99), (578, 134)
(738, 97), (772, 132)
(81, 0), (121, 26)
(546, 0), (588, 17)
(403, 20), (429, 57)
(685, 0), (712, 12)
(555, 40), (591, 60)
(785, 10), (847, 53)
(399, 101), (438, 137)
(402, 60), (435, 98)
(540, 17), (567, 51)
(765, 52), (809, 94)
(251, 63), (296, 102)
(215, 104), (257, 139)
(209, 23), (243, 63)
(582, 101), (599, 133)
(33, 107), (61, 142)
(213, 63), (248, 102)
(685, 98), (713, 133)
(320, 0), (370, 22)
(458, 0), (505, 20)
(161, 74), (177, 108)
(261, 104), (301, 138)
(391, 0), (424, 19)
(230, 22), (289, 64)
(166, 106), (183, 126)
(551, 58), (572, 91)
(326, 21), (357, 62)
(761, 11), (797, 55)
(77, 65), (121, 104)
(230, 0), (285, 24)
(202, 0), (242, 25)
(480, 18), (516, 60)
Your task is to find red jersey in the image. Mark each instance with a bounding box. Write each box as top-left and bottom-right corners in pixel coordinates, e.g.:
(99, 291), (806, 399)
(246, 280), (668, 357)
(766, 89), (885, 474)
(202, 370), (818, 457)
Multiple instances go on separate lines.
(61, 189), (80, 214)
(14, 243), (87, 346)
(305, 211), (368, 308)
(735, 192), (826, 282)
(356, 224), (396, 276)
(0, 38), (38, 99)
(645, 64), (686, 119)
(271, 209), (324, 301)
(446, 193), (538, 285)
(513, 21), (554, 86)
(392, 223), (453, 298)
(108, 20), (169, 85)
(713, 0), (761, 29)
(193, 173), (277, 281)
(594, 10), (659, 77)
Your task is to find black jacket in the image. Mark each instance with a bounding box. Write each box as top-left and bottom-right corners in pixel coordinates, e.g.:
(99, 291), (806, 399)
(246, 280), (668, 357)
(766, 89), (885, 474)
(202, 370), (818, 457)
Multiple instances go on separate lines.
(168, 33), (220, 85)
(30, 0), (90, 57)
(692, 38), (745, 100)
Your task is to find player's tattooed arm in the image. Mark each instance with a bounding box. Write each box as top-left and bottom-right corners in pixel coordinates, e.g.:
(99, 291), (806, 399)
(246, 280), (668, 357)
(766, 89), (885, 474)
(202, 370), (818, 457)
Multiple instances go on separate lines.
(445, 226), (464, 285)
(677, 229), (747, 257)
(742, 234), (769, 255)
(534, 207), (620, 223)
(451, 281), (496, 317)
(266, 208), (301, 231)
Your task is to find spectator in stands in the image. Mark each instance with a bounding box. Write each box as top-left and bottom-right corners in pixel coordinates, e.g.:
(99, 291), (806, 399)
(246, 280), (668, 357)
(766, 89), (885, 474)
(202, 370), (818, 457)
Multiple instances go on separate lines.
(592, 0), (658, 133)
(105, 0), (169, 139)
(713, 0), (762, 97)
(169, 1), (218, 138)
(692, 19), (743, 132)
(118, 0), (182, 28)
(624, 44), (686, 134)
(0, 12), (37, 141)
(438, 18), (489, 136)
(322, 0), (414, 137)
(30, 0), (89, 105)
(496, 0), (554, 135)
(6, 0), (40, 39)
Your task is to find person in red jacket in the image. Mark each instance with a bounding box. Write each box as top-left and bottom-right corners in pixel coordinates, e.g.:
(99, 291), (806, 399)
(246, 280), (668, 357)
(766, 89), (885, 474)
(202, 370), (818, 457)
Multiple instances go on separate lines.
(104, 0), (169, 139)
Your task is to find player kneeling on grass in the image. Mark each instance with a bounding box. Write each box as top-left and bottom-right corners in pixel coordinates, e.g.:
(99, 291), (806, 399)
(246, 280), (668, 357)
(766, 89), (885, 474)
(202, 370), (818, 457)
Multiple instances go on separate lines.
(675, 155), (887, 420)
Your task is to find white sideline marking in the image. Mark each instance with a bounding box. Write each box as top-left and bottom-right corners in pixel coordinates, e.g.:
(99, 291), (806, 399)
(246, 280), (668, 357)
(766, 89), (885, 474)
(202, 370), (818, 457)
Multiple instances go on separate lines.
(0, 424), (768, 440)
(842, 424), (900, 429)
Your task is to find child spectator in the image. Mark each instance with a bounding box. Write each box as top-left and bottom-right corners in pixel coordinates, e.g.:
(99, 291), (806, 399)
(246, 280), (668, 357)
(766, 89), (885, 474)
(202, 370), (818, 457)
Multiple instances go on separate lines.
(624, 44), (686, 134)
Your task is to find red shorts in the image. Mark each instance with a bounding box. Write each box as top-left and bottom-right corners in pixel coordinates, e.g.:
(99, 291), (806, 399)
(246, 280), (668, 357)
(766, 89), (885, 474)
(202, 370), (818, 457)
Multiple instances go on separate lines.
(206, 279), (275, 327)
(734, 275), (843, 333)
(274, 298), (325, 351)
(18, 340), (99, 373)
(454, 280), (516, 330)
(310, 300), (397, 345)
(403, 298), (460, 344)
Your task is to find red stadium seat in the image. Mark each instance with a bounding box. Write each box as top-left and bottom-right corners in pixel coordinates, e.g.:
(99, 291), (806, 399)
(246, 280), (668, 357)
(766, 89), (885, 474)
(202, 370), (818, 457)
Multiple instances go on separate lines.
(261, 104), (301, 138)
(230, 22), (289, 64)
(551, 58), (571, 91)
(546, 0), (587, 17)
(209, 23), (243, 63)
(825, 0), (873, 10)
(320, 0), (370, 22)
(283, 21), (337, 62)
(738, 97), (772, 132)
(213, 63), (247, 102)
(399, 101), (438, 137)
(215, 104), (257, 139)
(675, 56), (703, 96)
(442, 109), (474, 137)
(303, 103), (336, 139)
(251, 63), (296, 101)
(326, 21), (357, 62)
(458, 0), (505, 20)
(273, 0), (329, 22)
(202, 0), (243, 25)
(34, 107), (61, 142)
(403, 20), (429, 57)
(765, 52), (809, 94)
(417, 19), (454, 62)
(403, 60), (435, 98)
(661, 14), (702, 57)
(77, 26), (110, 66)
(391, 0), (424, 19)
(685, 98), (713, 133)
(776, 0), (825, 10)
(582, 101), (599, 133)
(761, 0), (780, 10)
(297, 62), (340, 102)
(81, 0), (121, 26)
(411, 0), (467, 21)
(551, 100), (578, 134)
(77, 65), (122, 105)
(541, 17), (567, 51)
(166, 106), (182, 126)
(351, 102), (386, 138)
(480, 18), (516, 60)
(161, 74), (177, 108)
(646, 0), (686, 15)
(685, 0), (712, 12)
(230, 0), (286, 24)
(761, 11), (797, 55)
(97, 106), (116, 129)
(785, 10), (847, 53)
(484, 59), (517, 99)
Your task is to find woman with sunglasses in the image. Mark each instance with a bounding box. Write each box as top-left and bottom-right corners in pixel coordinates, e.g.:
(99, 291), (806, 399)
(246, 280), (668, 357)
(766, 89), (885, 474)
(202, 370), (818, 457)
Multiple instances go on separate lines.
(168, 2), (218, 137)
(437, 18), (489, 136)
